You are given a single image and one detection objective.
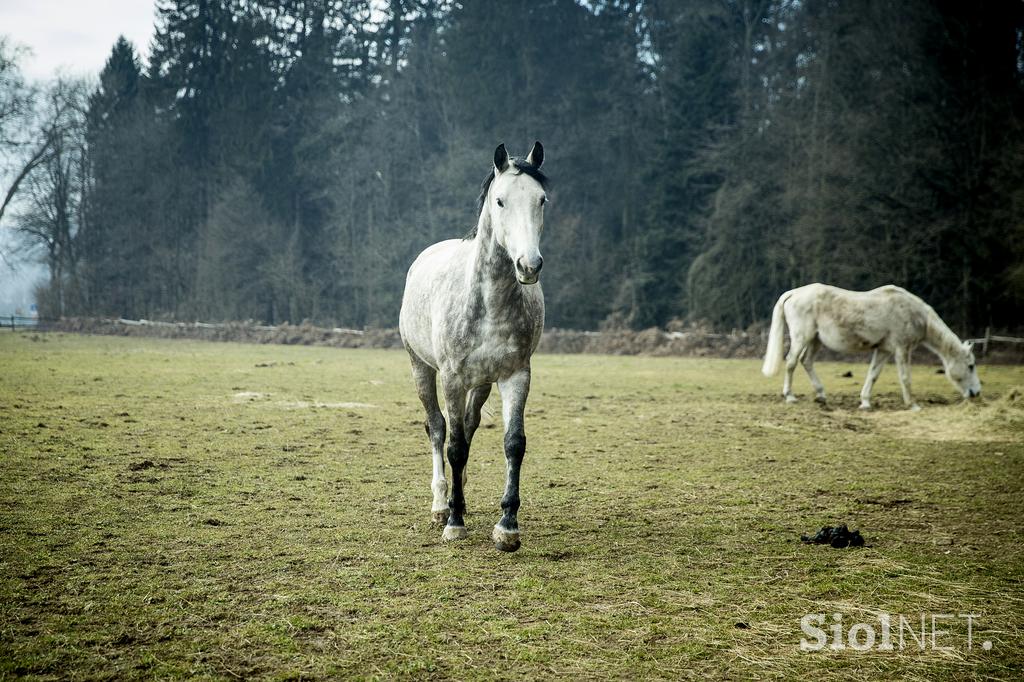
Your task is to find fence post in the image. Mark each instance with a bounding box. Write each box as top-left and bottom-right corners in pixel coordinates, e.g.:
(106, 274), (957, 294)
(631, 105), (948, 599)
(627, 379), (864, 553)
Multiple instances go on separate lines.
(10, 315), (13, 332)
(983, 326), (991, 357)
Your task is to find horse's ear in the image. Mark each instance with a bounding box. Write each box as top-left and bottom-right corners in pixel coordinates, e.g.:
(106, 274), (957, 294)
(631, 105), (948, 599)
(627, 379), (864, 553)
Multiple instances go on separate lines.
(526, 140), (544, 168)
(493, 143), (509, 173)
(965, 340), (974, 352)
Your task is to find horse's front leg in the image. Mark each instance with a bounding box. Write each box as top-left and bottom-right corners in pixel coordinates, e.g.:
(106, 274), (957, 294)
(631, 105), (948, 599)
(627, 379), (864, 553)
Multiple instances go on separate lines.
(893, 347), (920, 411)
(441, 380), (470, 541)
(493, 368), (531, 552)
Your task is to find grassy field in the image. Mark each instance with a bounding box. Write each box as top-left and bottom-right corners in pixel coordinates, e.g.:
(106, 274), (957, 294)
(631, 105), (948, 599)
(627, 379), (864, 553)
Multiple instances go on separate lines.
(1, 333), (1022, 680)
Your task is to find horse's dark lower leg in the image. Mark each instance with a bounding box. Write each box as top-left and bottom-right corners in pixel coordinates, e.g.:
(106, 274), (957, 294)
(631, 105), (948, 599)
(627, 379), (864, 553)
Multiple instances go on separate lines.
(443, 425), (469, 540)
(494, 368), (531, 552)
(496, 426), (525, 546)
(441, 383), (470, 541)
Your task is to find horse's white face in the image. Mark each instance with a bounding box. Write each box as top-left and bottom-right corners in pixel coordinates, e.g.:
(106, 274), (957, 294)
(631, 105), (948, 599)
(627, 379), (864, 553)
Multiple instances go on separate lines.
(945, 342), (981, 399)
(490, 142), (547, 285)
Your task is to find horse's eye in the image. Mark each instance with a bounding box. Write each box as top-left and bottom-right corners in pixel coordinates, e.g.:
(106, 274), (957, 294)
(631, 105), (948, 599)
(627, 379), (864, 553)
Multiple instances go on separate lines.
(540, 196), (547, 205)
(968, 364), (975, 371)
(496, 198), (505, 208)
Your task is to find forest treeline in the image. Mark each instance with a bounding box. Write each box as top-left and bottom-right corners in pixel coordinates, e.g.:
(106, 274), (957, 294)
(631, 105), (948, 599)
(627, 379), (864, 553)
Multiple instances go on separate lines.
(2, 0), (1023, 333)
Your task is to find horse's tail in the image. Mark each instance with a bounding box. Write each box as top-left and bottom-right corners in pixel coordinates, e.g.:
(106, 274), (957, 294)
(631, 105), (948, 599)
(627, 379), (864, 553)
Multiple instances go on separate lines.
(762, 291), (791, 377)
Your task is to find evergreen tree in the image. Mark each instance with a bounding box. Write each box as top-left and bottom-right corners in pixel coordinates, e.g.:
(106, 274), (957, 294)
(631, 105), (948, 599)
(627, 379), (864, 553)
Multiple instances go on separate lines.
(82, 37), (144, 314)
(633, 0), (740, 327)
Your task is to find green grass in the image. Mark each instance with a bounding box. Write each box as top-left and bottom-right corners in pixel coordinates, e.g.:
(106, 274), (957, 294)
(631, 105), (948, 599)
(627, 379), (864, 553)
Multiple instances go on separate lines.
(1, 333), (1022, 680)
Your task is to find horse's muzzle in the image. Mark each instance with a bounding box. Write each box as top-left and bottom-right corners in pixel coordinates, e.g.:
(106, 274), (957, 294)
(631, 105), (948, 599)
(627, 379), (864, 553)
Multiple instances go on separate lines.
(967, 388), (981, 398)
(516, 255), (543, 284)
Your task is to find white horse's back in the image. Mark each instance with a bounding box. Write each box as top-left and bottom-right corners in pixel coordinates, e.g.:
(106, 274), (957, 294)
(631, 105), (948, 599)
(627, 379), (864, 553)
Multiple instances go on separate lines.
(783, 283), (930, 355)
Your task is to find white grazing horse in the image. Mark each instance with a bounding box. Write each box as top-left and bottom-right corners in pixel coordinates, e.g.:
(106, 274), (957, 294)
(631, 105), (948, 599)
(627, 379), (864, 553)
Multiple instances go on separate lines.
(762, 284), (981, 410)
(399, 142), (548, 552)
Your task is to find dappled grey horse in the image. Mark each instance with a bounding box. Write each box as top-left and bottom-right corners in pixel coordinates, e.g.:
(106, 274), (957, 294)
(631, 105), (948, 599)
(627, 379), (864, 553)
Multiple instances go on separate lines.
(399, 142), (548, 552)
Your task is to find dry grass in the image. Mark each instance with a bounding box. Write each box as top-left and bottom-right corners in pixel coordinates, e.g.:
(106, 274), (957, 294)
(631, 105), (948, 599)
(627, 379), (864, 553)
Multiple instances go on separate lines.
(868, 388), (1024, 443)
(1, 333), (1022, 680)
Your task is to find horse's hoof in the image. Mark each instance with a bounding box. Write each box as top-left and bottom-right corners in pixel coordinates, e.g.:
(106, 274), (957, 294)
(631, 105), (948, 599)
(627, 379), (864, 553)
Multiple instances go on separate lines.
(492, 525), (521, 552)
(858, 402), (871, 410)
(442, 525), (468, 542)
(814, 395), (827, 404)
(431, 508), (450, 526)
(785, 395), (798, 404)
(909, 404), (922, 412)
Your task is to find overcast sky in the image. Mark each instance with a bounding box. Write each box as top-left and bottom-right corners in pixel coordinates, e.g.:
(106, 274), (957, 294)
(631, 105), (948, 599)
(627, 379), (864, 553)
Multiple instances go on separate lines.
(1, 1), (158, 311)
(1, 0), (157, 82)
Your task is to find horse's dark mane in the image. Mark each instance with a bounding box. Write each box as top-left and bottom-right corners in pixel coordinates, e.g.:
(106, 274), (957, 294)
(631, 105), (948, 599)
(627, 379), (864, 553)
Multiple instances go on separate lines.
(465, 159), (549, 239)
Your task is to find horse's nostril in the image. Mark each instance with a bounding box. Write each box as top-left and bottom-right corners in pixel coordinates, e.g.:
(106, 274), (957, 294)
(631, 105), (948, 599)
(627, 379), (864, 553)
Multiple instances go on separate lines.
(534, 256), (544, 274)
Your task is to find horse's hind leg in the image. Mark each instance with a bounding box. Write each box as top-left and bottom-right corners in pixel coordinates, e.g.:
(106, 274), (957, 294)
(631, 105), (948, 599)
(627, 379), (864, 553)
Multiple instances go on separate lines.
(464, 385), (492, 444)
(783, 337), (806, 403)
(493, 368), (531, 552)
(859, 349), (890, 410)
(409, 355), (449, 525)
(461, 384), (493, 488)
(801, 338), (826, 403)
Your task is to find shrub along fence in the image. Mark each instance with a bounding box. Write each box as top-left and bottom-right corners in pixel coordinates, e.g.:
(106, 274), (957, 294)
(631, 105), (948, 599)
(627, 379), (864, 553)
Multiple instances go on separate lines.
(23, 317), (1024, 362)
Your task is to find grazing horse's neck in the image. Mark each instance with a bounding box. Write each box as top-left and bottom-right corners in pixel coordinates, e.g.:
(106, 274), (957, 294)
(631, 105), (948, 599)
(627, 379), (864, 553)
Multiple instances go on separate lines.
(468, 210), (524, 310)
(923, 310), (962, 361)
